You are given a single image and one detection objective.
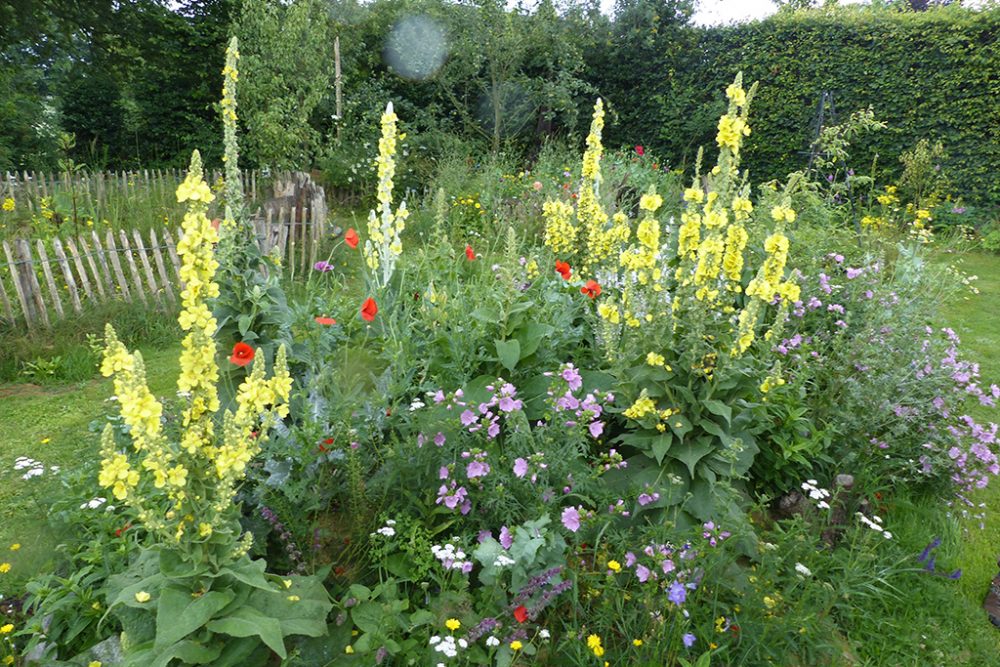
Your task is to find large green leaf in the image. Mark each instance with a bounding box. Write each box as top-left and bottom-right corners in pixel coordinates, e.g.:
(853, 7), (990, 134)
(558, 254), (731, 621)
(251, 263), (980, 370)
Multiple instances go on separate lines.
(515, 321), (555, 358)
(669, 438), (716, 477)
(351, 601), (385, 635)
(651, 433), (673, 465)
(701, 399), (732, 425)
(495, 338), (521, 372)
(206, 605), (287, 658)
(155, 587), (235, 649)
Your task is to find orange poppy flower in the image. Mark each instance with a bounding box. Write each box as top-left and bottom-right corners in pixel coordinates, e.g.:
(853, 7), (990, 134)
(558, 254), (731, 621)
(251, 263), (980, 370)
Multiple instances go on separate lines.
(581, 279), (601, 299)
(229, 342), (255, 366)
(345, 228), (359, 249)
(361, 297), (378, 322)
(315, 316), (336, 326)
(555, 260), (572, 280)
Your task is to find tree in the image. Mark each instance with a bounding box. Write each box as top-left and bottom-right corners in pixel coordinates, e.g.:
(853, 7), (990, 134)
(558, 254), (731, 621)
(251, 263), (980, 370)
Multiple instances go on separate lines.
(236, 0), (333, 169)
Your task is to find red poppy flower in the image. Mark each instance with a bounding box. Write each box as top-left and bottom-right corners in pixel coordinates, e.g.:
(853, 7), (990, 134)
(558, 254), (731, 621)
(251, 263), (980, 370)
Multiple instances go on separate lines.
(581, 279), (601, 299)
(465, 244), (476, 261)
(319, 437), (335, 453)
(635, 145), (644, 156)
(315, 316), (336, 326)
(555, 260), (572, 281)
(513, 605), (528, 623)
(229, 342), (255, 366)
(345, 228), (359, 249)
(361, 297), (378, 322)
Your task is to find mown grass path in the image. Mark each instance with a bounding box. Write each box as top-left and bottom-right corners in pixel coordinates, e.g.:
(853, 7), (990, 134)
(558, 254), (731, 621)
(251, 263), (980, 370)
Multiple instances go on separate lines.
(0, 345), (179, 593)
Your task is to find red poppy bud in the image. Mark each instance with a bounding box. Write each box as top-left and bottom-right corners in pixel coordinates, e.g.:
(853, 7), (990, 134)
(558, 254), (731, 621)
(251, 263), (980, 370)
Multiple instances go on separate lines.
(315, 316), (336, 326)
(465, 244), (476, 261)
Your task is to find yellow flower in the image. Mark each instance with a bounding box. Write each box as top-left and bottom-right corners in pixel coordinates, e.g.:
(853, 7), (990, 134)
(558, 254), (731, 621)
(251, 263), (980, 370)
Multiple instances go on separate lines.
(445, 618), (461, 631)
(283, 579), (293, 589)
(639, 193), (662, 212)
(135, 591), (151, 603)
(40, 437), (50, 444)
(0, 563), (10, 574)
(633, 638), (643, 646)
(4, 657), (14, 665)
(607, 559), (621, 572)
(587, 634), (605, 656)
(645, 352), (665, 367)
(345, 645), (354, 654)
(287, 595), (300, 602)
(510, 640), (523, 651)
(89, 662), (103, 667)
(9, 544), (19, 551)
(0, 623), (14, 634)
(1, 197), (14, 211)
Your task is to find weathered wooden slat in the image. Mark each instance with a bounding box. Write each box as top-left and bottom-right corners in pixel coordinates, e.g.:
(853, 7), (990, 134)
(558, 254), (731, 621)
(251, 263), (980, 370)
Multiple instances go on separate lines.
(132, 228), (162, 307)
(278, 208), (289, 260)
(18, 240), (48, 327)
(118, 230), (148, 305)
(4, 240), (33, 326)
(149, 229), (174, 304)
(0, 253), (15, 324)
(35, 240), (65, 319)
(90, 230), (114, 297)
(162, 228), (182, 282)
(51, 238), (83, 313)
(65, 237), (95, 302)
(105, 230), (132, 302)
(77, 235), (105, 301)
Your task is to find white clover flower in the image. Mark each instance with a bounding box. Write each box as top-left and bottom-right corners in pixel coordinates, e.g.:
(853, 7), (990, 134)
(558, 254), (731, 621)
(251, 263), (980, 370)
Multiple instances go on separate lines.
(795, 563), (812, 577)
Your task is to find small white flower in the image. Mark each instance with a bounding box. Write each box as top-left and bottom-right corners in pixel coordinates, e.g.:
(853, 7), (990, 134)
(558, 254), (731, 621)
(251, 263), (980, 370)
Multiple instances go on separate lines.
(429, 636), (441, 645)
(539, 629), (551, 639)
(794, 562), (812, 577)
(486, 636), (500, 647)
(458, 638), (468, 648)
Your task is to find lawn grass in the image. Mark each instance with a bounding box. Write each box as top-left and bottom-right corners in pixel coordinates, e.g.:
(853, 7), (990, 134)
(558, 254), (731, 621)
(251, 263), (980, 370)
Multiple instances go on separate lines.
(936, 250), (1000, 637)
(0, 343), (180, 595)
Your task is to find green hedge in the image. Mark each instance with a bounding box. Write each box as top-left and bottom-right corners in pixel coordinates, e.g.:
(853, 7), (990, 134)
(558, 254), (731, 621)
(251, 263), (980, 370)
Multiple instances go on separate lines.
(593, 6), (1000, 209)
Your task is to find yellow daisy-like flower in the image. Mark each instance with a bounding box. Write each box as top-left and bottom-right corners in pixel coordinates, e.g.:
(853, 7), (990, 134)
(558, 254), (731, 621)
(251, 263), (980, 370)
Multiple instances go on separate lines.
(9, 544), (19, 551)
(135, 591), (151, 603)
(510, 640), (523, 651)
(0, 563), (10, 574)
(445, 618), (461, 631)
(607, 559), (622, 572)
(0, 623), (13, 634)
(633, 638), (643, 646)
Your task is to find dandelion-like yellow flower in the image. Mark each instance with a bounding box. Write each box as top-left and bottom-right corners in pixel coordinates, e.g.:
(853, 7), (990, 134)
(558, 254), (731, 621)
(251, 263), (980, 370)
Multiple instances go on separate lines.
(445, 618), (461, 631)
(607, 559), (622, 572)
(510, 640), (523, 651)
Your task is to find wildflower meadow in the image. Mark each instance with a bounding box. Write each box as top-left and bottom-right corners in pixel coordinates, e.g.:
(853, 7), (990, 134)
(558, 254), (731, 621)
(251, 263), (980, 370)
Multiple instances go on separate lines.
(0, 1), (999, 666)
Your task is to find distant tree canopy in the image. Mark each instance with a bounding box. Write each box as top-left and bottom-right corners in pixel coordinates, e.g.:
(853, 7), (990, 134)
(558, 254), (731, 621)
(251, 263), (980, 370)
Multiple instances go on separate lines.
(1, 0), (997, 207)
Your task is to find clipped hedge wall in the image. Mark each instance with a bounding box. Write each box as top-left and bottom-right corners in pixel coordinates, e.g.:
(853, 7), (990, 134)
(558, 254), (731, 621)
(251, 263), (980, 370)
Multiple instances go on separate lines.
(594, 7), (1000, 209)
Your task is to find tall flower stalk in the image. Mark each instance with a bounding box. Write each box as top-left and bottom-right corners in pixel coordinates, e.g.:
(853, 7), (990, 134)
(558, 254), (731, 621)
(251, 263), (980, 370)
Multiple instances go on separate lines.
(220, 36), (247, 237)
(99, 150), (290, 560)
(364, 102), (408, 289)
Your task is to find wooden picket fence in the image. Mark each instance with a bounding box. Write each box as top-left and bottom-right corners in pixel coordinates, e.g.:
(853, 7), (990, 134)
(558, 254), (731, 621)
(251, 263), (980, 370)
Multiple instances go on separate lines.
(0, 202), (327, 329)
(1, 168), (263, 213)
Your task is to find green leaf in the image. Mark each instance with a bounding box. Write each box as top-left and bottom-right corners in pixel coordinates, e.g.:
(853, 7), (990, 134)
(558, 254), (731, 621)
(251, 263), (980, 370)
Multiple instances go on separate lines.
(155, 587), (234, 649)
(651, 433), (673, 465)
(702, 399), (732, 425)
(668, 413), (693, 439)
(495, 338), (521, 372)
(515, 322), (554, 358)
(219, 558), (273, 591)
(351, 601), (385, 635)
(206, 605), (288, 659)
(670, 438), (716, 478)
